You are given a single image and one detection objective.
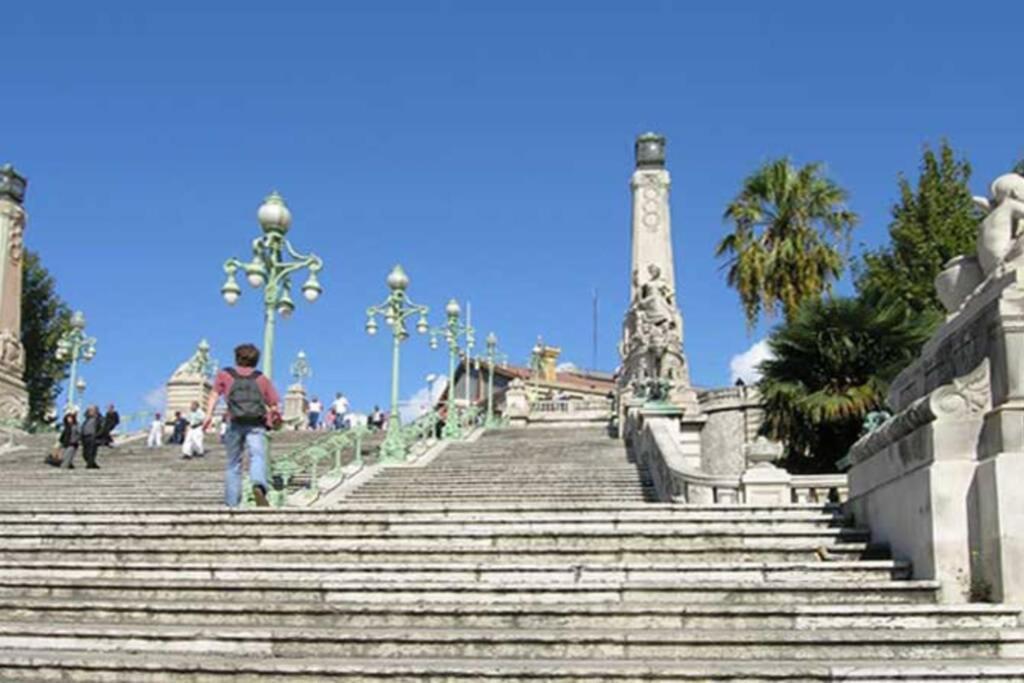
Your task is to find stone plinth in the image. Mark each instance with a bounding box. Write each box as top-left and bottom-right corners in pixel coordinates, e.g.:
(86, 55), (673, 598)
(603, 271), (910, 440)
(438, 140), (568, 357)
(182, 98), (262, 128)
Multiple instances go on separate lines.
(284, 384), (307, 427)
(503, 379), (530, 428)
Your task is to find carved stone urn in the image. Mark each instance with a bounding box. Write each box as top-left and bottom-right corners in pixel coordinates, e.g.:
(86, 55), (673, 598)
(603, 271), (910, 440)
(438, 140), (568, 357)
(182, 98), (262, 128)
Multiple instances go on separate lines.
(935, 255), (984, 313)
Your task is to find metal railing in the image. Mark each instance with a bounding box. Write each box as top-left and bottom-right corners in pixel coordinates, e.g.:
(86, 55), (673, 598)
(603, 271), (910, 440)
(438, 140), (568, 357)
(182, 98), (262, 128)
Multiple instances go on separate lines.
(267, 425), (369, 506)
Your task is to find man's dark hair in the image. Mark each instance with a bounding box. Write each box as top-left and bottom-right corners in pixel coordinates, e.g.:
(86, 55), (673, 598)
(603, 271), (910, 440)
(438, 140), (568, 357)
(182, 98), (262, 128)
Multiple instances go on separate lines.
(235, 343), (261, 368)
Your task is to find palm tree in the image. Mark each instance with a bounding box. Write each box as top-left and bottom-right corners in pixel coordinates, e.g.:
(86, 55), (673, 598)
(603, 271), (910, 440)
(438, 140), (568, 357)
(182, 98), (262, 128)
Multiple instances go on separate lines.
(758, 296), (934, 473)
(717, 158), (858, 328)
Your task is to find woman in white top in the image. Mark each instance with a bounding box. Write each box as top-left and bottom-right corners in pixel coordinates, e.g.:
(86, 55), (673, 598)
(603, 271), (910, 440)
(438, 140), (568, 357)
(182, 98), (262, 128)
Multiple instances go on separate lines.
(146, 413), (164, 448)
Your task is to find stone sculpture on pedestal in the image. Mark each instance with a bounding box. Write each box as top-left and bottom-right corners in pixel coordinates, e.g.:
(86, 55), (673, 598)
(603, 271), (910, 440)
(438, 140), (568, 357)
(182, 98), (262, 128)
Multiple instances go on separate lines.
(165, 340), (214, 422)
(0, 165), (29, 422)
(617, 134), (699, 412)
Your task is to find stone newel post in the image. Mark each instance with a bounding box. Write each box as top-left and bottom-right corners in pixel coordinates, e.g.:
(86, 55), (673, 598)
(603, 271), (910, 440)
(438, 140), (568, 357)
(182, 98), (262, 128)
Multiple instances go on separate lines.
(0, 165), (29, 421)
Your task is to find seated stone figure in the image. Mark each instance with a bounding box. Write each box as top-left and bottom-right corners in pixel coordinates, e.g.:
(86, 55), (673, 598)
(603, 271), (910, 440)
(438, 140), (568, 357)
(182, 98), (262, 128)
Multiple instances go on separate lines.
(935, 173), (1024, 313)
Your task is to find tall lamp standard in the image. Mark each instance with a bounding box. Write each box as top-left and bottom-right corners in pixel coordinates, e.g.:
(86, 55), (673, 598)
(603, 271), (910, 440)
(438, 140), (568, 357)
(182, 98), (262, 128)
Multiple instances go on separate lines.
(483, 332), (508, 428)
(428, 298), (472, 439)
(55, 311), (96, 415)
(220, 192), (324, 379)
(365, 265), (429, 463)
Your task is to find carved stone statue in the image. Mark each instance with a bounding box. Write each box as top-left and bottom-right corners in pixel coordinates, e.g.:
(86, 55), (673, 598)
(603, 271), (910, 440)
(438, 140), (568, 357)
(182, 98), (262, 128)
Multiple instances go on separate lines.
(935, 173), (1024, 314)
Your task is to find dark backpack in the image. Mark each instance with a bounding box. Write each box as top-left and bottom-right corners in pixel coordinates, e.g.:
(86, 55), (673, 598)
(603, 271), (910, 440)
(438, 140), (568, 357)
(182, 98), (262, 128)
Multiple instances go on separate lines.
(226, 368), (267, 425)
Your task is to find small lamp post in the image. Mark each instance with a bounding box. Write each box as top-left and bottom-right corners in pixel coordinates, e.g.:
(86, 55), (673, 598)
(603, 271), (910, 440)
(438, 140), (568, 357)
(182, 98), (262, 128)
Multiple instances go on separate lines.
(483, 332), (508, 428)
(220, 192), (323, 379)
(428, 298), (472, 439)
(529, 337), (544, 401)
(290, 350), (312, 388)
(365, 265), (429, 463)
(55, 310), (97, 415)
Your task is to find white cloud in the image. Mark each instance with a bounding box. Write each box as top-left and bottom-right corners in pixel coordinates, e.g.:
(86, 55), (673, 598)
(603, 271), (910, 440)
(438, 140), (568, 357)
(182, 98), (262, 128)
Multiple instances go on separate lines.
(556, 361), (578, 373)
(729, 339), (773, 385)
(142, 386), (167, 411)
(398, 375), (449, 423)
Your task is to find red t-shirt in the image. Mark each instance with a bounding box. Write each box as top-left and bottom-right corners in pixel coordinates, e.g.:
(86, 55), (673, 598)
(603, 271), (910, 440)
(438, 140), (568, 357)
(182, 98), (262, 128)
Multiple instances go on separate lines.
(213, 367), (281, 410)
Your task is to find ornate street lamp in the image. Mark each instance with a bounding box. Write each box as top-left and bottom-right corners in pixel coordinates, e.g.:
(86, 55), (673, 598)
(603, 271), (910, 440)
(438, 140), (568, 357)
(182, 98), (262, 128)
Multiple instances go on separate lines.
(220, 191), (323, 379)
(365, 265), (429, 463)
(428, 298), (473, 440)
(290, 350), (313, 388)
(483, 332), (509, 428)
(56, 310), (97, 414)
(529, 336), (544, 400)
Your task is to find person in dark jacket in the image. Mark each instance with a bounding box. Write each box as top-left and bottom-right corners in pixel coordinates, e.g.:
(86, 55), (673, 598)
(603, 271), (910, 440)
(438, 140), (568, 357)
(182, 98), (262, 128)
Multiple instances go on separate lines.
(56, 412), (79, 469)
(80, 405), (103, 469)
(170, 411), (187, 445)
(101, 403), (120, 447)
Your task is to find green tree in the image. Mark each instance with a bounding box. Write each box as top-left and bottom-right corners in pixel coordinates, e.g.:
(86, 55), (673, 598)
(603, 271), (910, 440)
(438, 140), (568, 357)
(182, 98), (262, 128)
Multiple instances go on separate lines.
(759, 297), (933, 473)
(21, 250), (72, 425)
(856, 141), (977, 317)
(716, 158), (858, 328)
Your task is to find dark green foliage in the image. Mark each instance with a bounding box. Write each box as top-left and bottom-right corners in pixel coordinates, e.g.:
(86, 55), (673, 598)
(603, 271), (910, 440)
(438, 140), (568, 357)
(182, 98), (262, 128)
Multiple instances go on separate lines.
(856, 141), (978, 318)
(716, 158), (858, 328)
(21, 250), (71, 426)
(758, 297), (935, 473)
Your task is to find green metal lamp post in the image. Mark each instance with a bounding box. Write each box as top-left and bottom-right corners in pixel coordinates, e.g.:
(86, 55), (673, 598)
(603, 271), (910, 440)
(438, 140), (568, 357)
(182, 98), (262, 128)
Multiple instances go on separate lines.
(55, 311), (97, 415)
(483, 332), (509, 428)
(365, 265), (430, 463)
(220, 192), (324, 380)
(290, 350), (312, 388)
(429, 298), (472, 440)
(529, 337), (544, 401)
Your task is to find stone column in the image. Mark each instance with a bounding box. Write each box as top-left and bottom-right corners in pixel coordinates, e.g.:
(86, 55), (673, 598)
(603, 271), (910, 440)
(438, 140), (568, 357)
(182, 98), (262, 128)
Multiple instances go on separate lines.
(617, 134), (700, 414)
(0, 165), (29, 421)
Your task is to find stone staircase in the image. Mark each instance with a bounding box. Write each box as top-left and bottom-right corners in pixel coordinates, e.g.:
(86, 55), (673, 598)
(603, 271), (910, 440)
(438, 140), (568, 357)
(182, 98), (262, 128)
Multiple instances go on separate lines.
(0, 426), (1021, 680)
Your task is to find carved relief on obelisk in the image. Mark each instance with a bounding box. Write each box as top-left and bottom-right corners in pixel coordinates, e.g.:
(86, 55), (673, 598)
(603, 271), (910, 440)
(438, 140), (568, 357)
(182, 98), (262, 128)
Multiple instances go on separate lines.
(618, 134), (699, 412)
(0, 165), (29, 421)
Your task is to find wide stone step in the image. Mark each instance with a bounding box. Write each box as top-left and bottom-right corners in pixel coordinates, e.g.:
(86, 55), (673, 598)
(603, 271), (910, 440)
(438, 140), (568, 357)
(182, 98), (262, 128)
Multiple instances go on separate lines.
(3, 598), (1015, 630)
(0, 560), (910, 583)
(1, 622), (1021, 660)
(0, 577), (940, 604)
(4, 651), (1024, 682)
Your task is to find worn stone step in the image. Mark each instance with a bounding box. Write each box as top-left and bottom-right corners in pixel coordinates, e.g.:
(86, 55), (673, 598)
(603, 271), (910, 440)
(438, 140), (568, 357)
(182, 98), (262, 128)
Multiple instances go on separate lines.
(3, 598), (1015, 630)
(3, 652), (1024, 682)
(0, 622), (1021, 660)
(0, 560), (911, 583)
(0, 577), (940, 604)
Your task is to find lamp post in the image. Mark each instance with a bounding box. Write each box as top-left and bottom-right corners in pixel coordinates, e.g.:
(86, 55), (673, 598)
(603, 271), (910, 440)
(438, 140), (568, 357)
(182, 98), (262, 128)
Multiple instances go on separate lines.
(529, 337), (544, 401)
(365, 265), (429, 463)
(220, 191), (323, 379)
(290, 350), (312, 388)
(55, 310), (97, 414)
(463, 303), (475, 409)
(483, 332), (508, 428)
(428, 298), (472, 439)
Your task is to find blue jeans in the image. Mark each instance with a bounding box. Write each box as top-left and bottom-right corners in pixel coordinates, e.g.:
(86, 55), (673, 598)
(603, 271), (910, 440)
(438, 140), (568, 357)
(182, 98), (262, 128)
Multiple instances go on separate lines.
(308, 412), (320, 430)
(224, 423), (268, 508)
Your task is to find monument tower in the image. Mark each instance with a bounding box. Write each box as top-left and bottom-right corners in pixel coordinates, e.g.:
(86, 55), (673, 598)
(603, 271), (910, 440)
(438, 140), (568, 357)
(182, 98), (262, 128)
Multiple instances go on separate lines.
(618, 133), (699, 413)
(0, 165), (29, 421)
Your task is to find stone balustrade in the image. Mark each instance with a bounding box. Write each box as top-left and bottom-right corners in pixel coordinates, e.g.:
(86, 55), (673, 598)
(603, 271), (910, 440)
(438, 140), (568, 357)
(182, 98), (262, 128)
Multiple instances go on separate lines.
(530, 399), (612, 423)
(624, 406), (846, 505)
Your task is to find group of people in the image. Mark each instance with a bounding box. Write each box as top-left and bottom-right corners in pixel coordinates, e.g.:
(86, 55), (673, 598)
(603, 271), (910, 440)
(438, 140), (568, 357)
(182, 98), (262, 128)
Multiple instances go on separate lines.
(146, 400), (209, 459)
(49, 403), (121, 470)
(304, 394), (388, 432)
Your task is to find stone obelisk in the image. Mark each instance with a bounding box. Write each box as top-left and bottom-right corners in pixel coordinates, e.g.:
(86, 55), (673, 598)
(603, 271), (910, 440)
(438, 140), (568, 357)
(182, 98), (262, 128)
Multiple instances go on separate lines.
(0, 165), (29, 421)
(618, 133), (699, 413)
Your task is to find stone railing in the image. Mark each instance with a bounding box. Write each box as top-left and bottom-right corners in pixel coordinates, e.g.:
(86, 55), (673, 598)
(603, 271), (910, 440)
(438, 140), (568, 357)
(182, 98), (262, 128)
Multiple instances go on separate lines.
(529, 399), (612, 423)
(625, 408), (847, 505)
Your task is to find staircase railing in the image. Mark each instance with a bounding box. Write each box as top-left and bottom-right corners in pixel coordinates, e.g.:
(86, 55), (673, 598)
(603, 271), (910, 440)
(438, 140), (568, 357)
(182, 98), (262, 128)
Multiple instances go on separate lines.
(267, 426), (369, 506)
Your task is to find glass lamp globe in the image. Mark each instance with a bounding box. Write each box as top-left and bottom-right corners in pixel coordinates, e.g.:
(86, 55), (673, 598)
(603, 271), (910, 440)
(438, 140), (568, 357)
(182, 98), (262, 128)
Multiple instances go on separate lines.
(445, 299), (461, 318)
(278, 301), (294, 318)
(71, 311), (86, 330)
(302, 273), (322, 302)
(429, 336), (438, 350)
(416, 317), (428, 335)
(247, 270), (266, 288)
(75, 378), (87, 392)
(366, 319), (378, 336)
(257, 191), (292, 233)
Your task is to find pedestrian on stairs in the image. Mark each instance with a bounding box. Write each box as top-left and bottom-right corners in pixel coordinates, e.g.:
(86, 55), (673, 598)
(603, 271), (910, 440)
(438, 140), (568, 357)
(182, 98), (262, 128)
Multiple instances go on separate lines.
(80, 405), (103, 469)
(146, 413), (163, 448)
(203, 343), (281, 508)
(100, 404), (120, 447)
(57, 411), (80, 469)
(181, 401), (205, 459)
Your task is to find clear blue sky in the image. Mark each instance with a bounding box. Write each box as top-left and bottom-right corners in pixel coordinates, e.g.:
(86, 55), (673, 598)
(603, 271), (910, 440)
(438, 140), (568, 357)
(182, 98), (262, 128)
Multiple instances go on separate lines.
(7, 1), (1023, 415)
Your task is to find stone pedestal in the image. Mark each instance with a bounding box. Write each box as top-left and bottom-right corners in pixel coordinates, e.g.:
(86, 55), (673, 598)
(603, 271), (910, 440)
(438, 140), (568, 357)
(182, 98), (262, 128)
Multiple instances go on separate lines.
(284, 383), (307, 427)
(0, 166), (29, 422)
(503, 379), (530, 428)
(741, 437), (790, 505)
(164, 341), (215, 421)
